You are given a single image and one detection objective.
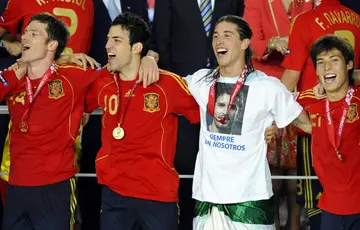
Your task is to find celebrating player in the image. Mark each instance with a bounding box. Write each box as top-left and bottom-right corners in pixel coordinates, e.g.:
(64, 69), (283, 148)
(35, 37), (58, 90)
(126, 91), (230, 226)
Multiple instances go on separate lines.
(281, 1), (360, 227)
(296, 35), (360, 230)
(181, 15), (312, 229)
(84, 12), (200, 230)
(0, 14), (99, 230)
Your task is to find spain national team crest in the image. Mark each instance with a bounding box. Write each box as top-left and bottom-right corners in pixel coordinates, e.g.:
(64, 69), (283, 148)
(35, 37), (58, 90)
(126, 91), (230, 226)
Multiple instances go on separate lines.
(346, 103), (359, 123)
(48, 79), (65, 99)
(143, 93), (160, 113)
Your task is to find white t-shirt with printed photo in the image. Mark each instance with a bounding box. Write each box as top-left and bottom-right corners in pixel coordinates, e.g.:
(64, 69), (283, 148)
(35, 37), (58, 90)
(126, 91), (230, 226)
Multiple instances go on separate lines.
(185, 69), (303, 204)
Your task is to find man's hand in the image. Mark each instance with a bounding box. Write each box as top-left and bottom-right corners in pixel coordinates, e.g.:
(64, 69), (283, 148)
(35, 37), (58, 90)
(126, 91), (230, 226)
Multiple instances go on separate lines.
(275, 36), (289, 55)
(138, 56), (159, 88)
(2, 39), (21, 56)
(2, 33), (22, 56)
(56, 53), (100, 70)
(313, 83), (326, 99)
(265, 123), (276, 144)
(147, 50), (159, 63)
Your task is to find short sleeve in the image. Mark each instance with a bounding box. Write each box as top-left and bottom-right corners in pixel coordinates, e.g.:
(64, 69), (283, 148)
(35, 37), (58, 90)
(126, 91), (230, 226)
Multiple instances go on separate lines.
(295, 89), (319, 109)
(269, 79), (303, 128)
(184, 68), (210, 97)
(0, 70), (22, 101)
(0, 0), (23, 35)
(60, 65), (102, 92)
(85, 70), (109, 113)
(281, 14), (310, 71)
(163, 72), (200, 124)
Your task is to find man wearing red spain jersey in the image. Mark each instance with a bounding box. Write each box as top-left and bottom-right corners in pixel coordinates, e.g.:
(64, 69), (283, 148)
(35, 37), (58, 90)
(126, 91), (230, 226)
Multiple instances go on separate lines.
(0, 0), (95, 217)
(0, 14), (100, 230)
(296, 35), (360, 230)
(0, 0), (94, 55)
(280, 1), (360, 228)
(85, 12), (200, 230)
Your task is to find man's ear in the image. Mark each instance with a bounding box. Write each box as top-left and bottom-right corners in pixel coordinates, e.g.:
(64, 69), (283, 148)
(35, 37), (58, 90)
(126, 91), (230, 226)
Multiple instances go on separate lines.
(241, 38), (250, 50)
(48, 40), (58, 52)
(347, 60), (354, 71)
(132, 42), (143, 55)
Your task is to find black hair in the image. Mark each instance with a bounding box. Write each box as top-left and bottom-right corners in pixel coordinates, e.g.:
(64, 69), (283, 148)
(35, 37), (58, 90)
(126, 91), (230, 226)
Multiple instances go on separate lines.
(203, 15), (255, 82)
(310, 35), (355, 85)
(111, 12), (151, 57)
(29, 13), (69, 60)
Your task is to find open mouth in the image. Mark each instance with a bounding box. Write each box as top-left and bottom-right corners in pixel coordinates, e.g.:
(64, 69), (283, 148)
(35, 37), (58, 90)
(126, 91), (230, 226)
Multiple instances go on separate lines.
(22, 45), (30, 52)
(324, 73), (336, 83)
(216, 48), (228, 56)
(107, 52), (116, 62)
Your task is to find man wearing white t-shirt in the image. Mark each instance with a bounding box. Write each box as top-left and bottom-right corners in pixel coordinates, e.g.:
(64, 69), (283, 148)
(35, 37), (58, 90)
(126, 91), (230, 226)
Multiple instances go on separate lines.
(184, 15), (311, 229)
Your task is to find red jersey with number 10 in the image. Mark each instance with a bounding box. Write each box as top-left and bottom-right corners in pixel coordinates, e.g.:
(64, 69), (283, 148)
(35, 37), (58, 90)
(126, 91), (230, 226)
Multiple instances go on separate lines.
(85, 69), (200, 202)
(296, 88), (360, 215)
(0, 0), (94, 54)
(282, 0), (360, 91)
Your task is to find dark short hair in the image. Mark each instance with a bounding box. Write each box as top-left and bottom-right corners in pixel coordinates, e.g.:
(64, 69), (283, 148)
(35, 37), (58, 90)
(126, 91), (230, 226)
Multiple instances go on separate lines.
(111, 12), (151, 57)
(29, 13), (69, 60)
(310, 35), (354, 84)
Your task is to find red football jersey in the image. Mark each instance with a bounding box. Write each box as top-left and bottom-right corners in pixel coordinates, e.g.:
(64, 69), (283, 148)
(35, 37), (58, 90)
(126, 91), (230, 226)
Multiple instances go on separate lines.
(282, 0), (360, 91)
(0, 0), (94, 54)
(297, 88), (360, 214)
(85, 69), (200, 202)
(0, 65), (100, 186)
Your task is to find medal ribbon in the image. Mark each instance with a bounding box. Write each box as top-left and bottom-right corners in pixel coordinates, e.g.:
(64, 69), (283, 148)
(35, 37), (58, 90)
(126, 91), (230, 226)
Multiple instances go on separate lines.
(113, 73), (137, 126)
(325, 87), (354, 159)
(22, 62), (56, 122)
(207, 67), (248, 123)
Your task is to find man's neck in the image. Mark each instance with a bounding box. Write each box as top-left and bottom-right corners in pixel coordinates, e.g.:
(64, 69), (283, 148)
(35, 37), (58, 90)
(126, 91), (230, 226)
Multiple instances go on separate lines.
(119, 57), (141, 81)
(327, 83), (350, 102)
(219, 60), (246, 78)
(27, 59), (53, 80)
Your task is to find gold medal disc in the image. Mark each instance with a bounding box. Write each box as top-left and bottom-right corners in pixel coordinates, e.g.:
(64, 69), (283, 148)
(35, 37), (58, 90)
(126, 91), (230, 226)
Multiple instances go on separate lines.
(113, 126), (125, 140)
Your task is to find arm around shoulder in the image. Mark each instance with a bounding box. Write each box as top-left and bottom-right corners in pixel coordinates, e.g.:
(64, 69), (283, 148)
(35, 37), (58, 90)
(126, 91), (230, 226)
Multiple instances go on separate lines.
(270, 79), (304, 128)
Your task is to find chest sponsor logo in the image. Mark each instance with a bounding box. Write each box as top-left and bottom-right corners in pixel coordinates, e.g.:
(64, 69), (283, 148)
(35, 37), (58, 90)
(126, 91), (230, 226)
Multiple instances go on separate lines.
(143, 93), (160, 113)
(48, 79), (65, 99)
(124, 89), (135, 97)
(346, 103), (359, 123)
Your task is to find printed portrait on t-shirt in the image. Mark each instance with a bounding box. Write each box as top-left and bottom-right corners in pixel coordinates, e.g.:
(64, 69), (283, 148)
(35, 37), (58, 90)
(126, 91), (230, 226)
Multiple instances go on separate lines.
(206, 83), (249, 135)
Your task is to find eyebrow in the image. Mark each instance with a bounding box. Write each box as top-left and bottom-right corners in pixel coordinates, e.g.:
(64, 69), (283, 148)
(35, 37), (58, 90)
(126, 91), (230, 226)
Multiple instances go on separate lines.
(213, 30), (235, 35)
(317, 55), (341, 60)
(108, 36), (123, 39)
(24, 29), (38, 33)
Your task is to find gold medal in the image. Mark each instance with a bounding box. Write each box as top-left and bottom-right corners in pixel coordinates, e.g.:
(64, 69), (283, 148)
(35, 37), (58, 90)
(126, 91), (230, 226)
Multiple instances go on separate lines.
(19, 121), (28, 133)
(336, 151), (343, 161)
(113, 126), (125, 140)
